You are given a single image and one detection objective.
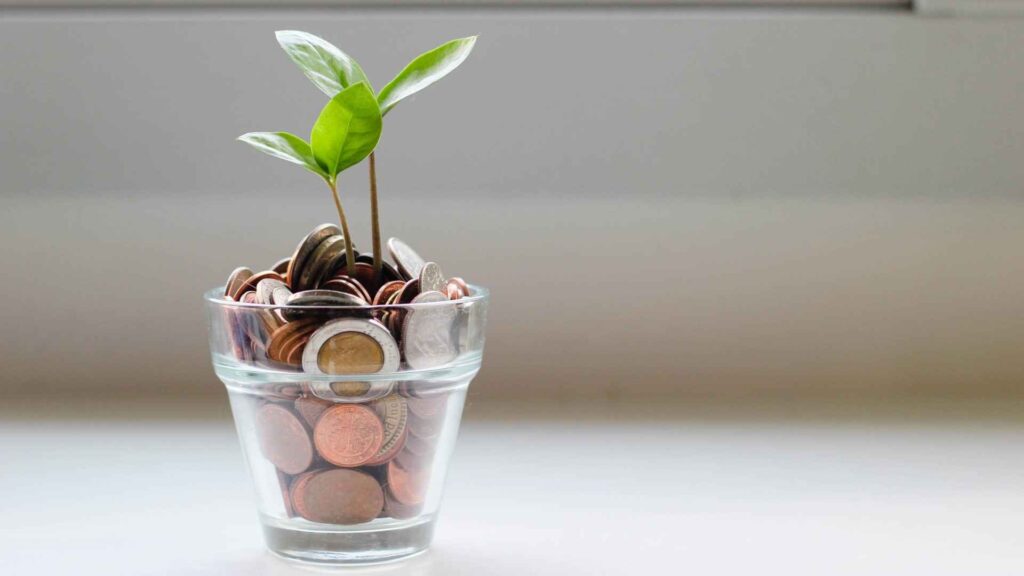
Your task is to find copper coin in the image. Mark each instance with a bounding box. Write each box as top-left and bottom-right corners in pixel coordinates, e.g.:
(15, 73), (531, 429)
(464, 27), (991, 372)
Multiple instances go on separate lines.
(225, 266), (253, 300)
(286, 223), (342, 290)
(331, 262), (382, 297)
(356, 253), (404, 285)
(313, 404), (385, 467)
(267, 318), (319, 363)
(255, 403), (314, 475)
(293, 468), (384, 525)
(383, 488), (423, 520)
(447, 276), (470, 297)
(396, 279), (421, 305)
(271, 257), (291, 275)
(395, 447), (429, 472)
(365, 394), (408, 466)
(288, 468), (323, 520)
(294, 395), (332, 428)
(386, 459), (428, 506)
(322, 276), (372, 304)
(373, 280), (405, 307)
(284, 334), (312, 366)
(236, 270), (285, 298)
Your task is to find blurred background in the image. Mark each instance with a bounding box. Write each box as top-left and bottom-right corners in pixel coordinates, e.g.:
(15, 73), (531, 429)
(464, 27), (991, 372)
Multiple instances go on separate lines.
(2, 1), (1023, 573)
(2, 0), (1022, 403)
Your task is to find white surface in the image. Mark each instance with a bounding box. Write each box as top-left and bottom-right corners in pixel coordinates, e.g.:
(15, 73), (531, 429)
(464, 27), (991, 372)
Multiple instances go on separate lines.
(2, 400), (1023, 575)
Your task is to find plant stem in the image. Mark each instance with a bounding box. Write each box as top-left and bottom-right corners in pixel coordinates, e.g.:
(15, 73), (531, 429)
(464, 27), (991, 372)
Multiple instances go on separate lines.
(328, 178), (357, 277)
(369, 151), (383, 282)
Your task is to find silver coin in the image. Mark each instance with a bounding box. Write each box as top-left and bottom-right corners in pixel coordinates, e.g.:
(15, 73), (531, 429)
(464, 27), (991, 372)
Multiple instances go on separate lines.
(387, 237), (426, 280)
(402, 291), (458, 370)
(256, 278), (287, 305)
(271, 285), (293, 306)
(418, 262), (445, 294)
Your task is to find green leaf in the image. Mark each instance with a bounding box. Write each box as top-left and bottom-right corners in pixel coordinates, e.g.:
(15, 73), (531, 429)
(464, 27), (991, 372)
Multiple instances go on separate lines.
(237, 132), (327, 178)
(377, 36), (477, 116)
(275, 30), (370, 97)
(310, 82), (382, 178)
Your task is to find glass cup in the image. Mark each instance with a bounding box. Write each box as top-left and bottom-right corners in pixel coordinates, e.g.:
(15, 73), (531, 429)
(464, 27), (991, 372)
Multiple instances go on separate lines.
(204, 285), (488, 565)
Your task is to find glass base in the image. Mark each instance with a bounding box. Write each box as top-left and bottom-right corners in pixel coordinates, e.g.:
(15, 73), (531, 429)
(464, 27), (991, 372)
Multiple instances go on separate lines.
(261, 514), (436, 565)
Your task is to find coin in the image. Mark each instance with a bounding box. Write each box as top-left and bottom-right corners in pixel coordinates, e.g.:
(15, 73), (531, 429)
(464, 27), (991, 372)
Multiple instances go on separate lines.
(418, 262), (445, 294)
(255, 403), (314, 475)
(365, 394), (408, 466)
(387, 237), (426, 280)
(396, 279), (421, 305)
(373, 280), (405, 307)
(270, 284), (291, 303)
(294, 395), (332, 428)
(284, 333), (312, 366)
(271, 257), (291, 275)
(267, 318), (319, 364)
(286, 223), (342, 290)
(383, 488), (423, 520)
(402, 291), (458, 369)
(356, 253), (404, 284)
(329, 262), (382, 298)
(288, 468), (322, 519)
(297, 234), (346, 291)
(321, 276), (372, 304)
(294, 468), (384, 525)
(313, 404), (385, 467)
(283, 290), (368, 321)
(256, 278), (287, 305)
(386, 459), (428, 506)
(302, 318), (400, 376)
(225, 267), (254, 301)
(447, 276), (470, 297)
(237, 270), (285, 298)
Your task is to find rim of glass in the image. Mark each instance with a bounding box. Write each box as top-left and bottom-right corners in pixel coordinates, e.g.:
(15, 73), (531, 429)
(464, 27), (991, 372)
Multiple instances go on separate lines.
(204, 283), (489, 311)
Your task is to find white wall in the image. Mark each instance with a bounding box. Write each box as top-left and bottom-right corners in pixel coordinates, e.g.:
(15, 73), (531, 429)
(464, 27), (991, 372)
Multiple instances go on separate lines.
(1, 8), (1022, 399)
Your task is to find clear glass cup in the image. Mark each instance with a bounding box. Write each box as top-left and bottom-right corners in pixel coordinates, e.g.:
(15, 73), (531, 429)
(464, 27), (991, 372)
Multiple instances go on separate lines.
(204, 285), (488, 565)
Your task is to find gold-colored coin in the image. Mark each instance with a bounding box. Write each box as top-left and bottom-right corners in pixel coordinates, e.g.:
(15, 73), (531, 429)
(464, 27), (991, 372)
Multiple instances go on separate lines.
(317, 332), (385, 374)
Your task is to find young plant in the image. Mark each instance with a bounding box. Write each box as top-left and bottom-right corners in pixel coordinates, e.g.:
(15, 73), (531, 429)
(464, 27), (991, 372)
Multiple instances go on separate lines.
(275, 31), (477, 280)
(238, 81), (381, 277)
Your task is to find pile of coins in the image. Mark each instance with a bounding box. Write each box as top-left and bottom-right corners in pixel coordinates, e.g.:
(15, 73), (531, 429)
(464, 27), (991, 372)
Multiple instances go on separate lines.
(220, 224), (471, 525)
(255, 389), (448, 524)
(222, 223), (471, 378)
